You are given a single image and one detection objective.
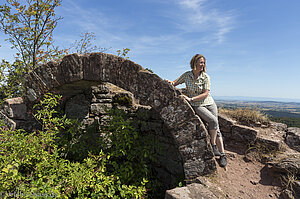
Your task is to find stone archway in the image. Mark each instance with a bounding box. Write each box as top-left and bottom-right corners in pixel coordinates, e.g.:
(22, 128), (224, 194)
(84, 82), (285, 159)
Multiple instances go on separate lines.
(23, 53), (216, 180)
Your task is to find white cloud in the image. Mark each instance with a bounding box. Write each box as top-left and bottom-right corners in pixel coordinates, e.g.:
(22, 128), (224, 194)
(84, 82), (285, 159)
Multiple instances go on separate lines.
(178, 0), (206, 10)
(174, 0), (235, 43)
(52, 0), (236, 58)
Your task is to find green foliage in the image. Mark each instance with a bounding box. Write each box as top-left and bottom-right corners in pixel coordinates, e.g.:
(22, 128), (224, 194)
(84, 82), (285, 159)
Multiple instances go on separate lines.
(112, 94), (133, 107)
(0, 93), (147, 198)
(0, 0), (67, 103)
(59, 106), (158, 189)
(144, 68), (153, 73)
(104, 109), (155, 186)
(0, 0), (64, 69)
(117, 48), (130, 59)
(269, 117), (300, 128)
(0, 59), (26, 102)
(59, 119), (103, 162)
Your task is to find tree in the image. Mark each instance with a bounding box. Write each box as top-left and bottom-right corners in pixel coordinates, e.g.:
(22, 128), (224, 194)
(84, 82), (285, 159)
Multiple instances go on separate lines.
(0, 59), (25, 99)
(0, 0), (64, 102)
(68, 32), (108, 54)
(0, 0), (63, 70)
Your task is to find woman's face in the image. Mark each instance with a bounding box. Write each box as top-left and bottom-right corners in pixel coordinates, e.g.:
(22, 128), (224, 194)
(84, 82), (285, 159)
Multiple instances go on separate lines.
(196, 57), (205, 71)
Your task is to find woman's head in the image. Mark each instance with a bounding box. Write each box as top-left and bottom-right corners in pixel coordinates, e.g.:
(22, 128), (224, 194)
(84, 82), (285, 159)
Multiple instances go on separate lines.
(190, 54), (206, 72)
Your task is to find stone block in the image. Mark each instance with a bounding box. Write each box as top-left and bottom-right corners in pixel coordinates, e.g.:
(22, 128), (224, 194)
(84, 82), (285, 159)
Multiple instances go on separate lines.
(59, 54), (83, 83)
(285, 127), (300, 152)
(218, 113), (235, 134)
(65, 94), (90, 121)
(232, 124), (258, 144)
(2, 97), (27, 120)
(165, 183), (218, 199)
(267, 157), (300, 175)
(255, 137), (281, 151)
(91, 84), (110, 94)
(90, 103), (112, 115)
(270, 121), (288, 132)
(178, 140), (208, 162)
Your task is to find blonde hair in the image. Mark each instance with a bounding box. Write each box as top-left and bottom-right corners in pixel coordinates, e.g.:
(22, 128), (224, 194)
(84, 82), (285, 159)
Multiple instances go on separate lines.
(190, 54), (206, 72)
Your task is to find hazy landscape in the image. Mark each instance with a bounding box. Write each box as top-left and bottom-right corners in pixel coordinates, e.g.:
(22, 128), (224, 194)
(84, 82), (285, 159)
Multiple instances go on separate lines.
(215, 98), (300, 128)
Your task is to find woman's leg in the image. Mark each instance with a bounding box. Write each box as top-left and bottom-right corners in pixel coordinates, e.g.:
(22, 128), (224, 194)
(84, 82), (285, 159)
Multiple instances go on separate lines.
(193, 106), (219, 145)
(206, 103), (227, 167)
(216, 136), (225, 154)
(206, 103), (225, 154)
(193, 105), (221, 156)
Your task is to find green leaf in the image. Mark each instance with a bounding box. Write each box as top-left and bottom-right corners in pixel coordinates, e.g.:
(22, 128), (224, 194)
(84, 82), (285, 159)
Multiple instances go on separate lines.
(2, 167), (9, 173)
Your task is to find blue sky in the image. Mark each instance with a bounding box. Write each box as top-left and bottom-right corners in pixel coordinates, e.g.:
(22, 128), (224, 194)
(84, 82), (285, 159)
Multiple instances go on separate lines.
(1, 0), (300, 101)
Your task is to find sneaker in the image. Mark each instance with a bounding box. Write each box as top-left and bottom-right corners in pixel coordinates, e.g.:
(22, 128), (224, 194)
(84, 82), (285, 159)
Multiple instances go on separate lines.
(219, 155), (227, 167)
(212, 145), (222, 156)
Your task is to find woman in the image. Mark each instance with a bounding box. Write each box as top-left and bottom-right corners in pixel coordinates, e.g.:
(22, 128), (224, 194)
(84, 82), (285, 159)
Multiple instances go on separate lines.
(166, 54), (227, 167)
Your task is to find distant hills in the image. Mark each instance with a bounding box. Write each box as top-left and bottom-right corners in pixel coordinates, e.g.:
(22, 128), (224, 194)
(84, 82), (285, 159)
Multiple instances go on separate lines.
(214, 96), (300, 103)
(215, 97), (300, 127)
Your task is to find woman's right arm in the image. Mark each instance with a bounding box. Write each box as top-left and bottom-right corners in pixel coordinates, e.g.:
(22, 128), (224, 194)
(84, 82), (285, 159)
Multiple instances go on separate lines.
(165, 80), (179, 87)
(165, 72), (186, 87)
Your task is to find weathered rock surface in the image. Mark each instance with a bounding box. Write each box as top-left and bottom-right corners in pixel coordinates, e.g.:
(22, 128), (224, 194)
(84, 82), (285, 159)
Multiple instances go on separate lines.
(267, 157), (300, 175)
(2, 97), (27, 120)
(0, 97), (40, 131)
(285, 127), (300, 152)
(219, 113), (288, 153)
(218, 113), (300, 198)
(165, 176), (227, 199)
(270, 121), (288, 132)
(0, 111), (16, 130)
(165, 183), (219, 199)
(218, 113), (258, 151)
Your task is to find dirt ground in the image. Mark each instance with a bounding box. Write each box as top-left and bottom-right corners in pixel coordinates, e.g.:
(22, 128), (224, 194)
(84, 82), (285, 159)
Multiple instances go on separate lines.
(213, 148), (282, 199)
(204, 122), (299, 199)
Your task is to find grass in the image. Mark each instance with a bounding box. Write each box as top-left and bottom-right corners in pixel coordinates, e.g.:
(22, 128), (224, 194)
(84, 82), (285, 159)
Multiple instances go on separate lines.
(218, 107), (270, 127)
(245, 141), (284, 163)
(281, 171), (298, 195)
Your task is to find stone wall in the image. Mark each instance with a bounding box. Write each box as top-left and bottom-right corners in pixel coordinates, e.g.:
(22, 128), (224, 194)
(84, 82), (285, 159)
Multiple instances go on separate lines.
(63, 82), (185, 190)
(0, 52), (216, 181)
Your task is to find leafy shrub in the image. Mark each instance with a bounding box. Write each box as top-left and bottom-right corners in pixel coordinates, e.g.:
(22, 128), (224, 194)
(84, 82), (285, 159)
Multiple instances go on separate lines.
(0, 93), (147, 198)
(59, 107), (162, 198)
(104, 109), (156, 185)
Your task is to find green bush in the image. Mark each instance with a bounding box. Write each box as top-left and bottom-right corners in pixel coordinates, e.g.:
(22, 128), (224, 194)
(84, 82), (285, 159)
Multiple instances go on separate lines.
(0, 93), (147, 198)
(104, 109), (156, 185)
(58, 107), (162, 198)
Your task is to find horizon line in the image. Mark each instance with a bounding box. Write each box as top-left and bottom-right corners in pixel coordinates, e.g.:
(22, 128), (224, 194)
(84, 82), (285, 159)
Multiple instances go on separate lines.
(214, 95), (300, 103)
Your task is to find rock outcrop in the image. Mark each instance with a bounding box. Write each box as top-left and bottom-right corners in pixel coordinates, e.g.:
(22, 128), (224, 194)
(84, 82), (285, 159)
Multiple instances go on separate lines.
(285, 127), (300, 152)
(166, 113), (300, 199)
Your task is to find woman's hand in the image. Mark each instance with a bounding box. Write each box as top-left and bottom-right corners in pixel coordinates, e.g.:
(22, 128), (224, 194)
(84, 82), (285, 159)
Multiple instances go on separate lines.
(181, 95), (192, 102)
(165, 79), (174, 86)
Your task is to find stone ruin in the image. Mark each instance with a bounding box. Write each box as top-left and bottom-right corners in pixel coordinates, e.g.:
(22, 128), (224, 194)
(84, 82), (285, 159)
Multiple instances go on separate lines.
(1, 52), (300, 198)
(0, 53), (216, 191)
(0, 53), (300, 199)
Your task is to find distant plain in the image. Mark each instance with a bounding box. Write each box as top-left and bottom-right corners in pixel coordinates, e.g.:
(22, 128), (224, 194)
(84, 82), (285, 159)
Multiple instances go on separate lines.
(215, 99), (300, 127)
